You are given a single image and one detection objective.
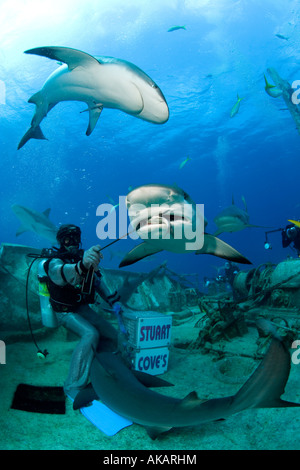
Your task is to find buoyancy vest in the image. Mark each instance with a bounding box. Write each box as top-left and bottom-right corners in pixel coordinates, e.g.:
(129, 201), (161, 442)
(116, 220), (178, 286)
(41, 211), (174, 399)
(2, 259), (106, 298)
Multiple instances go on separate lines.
(43, 250), (96, 312)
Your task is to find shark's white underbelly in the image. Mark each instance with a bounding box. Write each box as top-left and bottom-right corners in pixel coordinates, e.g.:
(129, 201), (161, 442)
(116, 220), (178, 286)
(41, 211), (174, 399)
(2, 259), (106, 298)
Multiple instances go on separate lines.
(43, 65), (144, 114)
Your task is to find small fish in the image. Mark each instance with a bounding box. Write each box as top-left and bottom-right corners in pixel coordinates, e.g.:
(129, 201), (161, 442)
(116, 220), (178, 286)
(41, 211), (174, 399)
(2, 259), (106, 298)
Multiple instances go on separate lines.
(167, 25), (186, 32)
(230, 94), (244, 118)
(264, 75), (282, 98)
(275, 33), (289, 41)
(110, 203), (119, 214)
(179, 156), (191, 169)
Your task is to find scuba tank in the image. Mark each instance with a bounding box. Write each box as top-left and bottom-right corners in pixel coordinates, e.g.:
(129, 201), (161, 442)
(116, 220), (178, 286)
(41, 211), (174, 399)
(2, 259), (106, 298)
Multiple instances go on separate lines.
(38, 260), (58, 328)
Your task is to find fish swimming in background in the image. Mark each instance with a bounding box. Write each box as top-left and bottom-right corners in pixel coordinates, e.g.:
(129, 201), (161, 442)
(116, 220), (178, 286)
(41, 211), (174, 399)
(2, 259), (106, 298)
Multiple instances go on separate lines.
(275, 33), (289, 41)
(264, 75), (282, 98)
(214, 196), (266, 236)
(167, 26), (186, 32)
(119, 184), (251, 267)
(18, 46), (169, 149)
(179, 156), (191, 169)
(230, 93), (244, 118)
(11, 204), (58, 244)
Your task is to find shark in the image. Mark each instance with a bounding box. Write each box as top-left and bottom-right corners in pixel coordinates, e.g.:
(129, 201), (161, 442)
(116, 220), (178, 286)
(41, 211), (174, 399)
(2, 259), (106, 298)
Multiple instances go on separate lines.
(18, 46), (169, 149)
(11, 204), (58, 244)
(214, 196), (265, 236)
(74, 322), (300, 439)
(119, 184), (251, 268)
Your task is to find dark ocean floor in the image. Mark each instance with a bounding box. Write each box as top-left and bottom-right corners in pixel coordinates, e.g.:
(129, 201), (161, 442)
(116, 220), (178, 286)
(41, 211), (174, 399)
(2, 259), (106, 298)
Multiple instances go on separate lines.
(1, 316), (299, 450)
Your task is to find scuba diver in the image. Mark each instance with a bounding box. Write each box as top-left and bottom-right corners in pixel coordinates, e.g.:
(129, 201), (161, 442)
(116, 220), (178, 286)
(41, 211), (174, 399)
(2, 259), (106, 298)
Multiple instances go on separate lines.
(224, 261), (240, 287)
(38, 224), (123, 399)
(215, 261), (240, 292)
(281, 222), (300, 256)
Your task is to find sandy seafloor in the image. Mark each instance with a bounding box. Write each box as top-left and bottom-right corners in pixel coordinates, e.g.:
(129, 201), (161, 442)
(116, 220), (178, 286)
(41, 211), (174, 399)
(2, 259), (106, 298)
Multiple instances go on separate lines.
(1, 313), (299, 451)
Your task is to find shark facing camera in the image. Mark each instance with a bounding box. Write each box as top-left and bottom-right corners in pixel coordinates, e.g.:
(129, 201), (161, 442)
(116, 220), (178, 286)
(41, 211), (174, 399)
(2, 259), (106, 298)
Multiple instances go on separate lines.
(128, 201), (204, 252)
(119, 184), (252, 268)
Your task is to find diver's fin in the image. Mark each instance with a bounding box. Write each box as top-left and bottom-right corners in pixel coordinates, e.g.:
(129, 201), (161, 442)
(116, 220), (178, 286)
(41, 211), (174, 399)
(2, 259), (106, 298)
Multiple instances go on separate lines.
(24, 46), (99, 71)
(288, 219), (300, 228)
(18, 125), (48, 150)
(119, 242), (163, 268)
(196, 233), (251, 264)
(86, 105), (103, 136)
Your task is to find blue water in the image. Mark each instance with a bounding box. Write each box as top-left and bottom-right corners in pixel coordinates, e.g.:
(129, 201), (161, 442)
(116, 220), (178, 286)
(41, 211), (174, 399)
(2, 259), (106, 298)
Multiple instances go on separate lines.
(1, 0), (300, 282)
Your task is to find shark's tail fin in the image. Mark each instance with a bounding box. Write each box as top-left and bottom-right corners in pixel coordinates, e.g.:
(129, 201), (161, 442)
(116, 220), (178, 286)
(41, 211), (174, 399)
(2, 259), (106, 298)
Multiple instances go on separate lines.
(232, 321), (300, 413)
(18, 125), (48, 150)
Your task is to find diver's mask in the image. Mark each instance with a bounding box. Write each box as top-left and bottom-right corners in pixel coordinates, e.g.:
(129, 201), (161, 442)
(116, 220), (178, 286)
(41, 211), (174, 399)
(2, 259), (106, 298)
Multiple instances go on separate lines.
(56, 224), (82, 253)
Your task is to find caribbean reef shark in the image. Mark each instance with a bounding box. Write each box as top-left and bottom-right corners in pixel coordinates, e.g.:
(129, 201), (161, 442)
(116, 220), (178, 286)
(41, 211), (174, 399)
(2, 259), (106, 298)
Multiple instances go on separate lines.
(18, 46), (169, 149)
(119, 184), (251, 267)
(74, 326), (300, 439)
(11, 204), (58, 244)
(214, 196), (265, 236)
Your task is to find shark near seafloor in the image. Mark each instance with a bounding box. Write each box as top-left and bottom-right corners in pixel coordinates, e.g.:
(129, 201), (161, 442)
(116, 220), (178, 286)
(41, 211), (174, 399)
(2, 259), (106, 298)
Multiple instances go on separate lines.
(74, 319), (300, 439)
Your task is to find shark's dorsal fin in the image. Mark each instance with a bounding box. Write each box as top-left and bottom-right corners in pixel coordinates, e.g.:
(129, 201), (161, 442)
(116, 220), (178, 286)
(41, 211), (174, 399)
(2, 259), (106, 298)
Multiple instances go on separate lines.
(24, 46), (100, 71)
(43, 208), (51, 218)
(179, 391), (200, 409)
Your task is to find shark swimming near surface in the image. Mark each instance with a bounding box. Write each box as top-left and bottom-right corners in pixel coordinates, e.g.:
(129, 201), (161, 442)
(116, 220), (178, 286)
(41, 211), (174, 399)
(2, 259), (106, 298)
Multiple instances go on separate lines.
(119, 184), (251, 268)
(18, 46), (169, 149)
(214, 196), (265, 236)
(74, 320), (300, 439)
(11, 204), (58, 244)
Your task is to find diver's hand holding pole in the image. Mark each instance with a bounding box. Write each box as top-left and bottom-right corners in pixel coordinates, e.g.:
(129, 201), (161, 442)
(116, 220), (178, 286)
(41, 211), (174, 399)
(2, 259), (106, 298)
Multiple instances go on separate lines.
(81, 245), (103, 294)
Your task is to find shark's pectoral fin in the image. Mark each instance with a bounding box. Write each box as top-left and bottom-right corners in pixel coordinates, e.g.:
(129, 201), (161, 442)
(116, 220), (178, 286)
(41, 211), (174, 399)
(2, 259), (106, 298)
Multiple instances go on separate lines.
(86, 105), (103, 136)
(28, 91), (43, 106)
(196, 233), (251, 264)
(24, 46), (99, 71)
(133, 370), (174, 388)
(17, 125), (48, 150)
(16, 226), (28, 237)
(119, 242), (163, 268)
(73, 383), (98, 410)
(213, 229), (223, 236)
(145, 425), (172, 440)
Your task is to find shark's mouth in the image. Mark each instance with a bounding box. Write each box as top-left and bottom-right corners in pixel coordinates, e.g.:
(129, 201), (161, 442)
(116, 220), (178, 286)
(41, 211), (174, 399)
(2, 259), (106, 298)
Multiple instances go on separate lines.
(135, 214), (188, 233)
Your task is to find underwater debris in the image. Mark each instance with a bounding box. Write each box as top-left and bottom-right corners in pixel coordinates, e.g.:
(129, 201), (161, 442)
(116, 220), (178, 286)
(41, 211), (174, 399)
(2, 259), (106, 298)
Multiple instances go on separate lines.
(190, 297), (248, 349)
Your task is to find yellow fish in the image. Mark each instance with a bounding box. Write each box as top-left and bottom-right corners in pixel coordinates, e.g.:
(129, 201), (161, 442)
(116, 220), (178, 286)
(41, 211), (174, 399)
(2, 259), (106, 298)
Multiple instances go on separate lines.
(264, 75), (282, 98)
(230, 94), (244, 118)
(179, 156), (191, 169)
